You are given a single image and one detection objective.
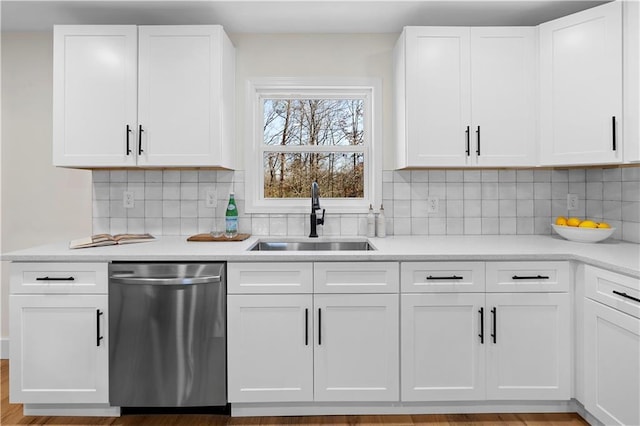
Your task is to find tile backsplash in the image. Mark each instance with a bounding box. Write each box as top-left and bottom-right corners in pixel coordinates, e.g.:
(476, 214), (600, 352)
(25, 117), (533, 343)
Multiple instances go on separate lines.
(93, 167), (640, 243)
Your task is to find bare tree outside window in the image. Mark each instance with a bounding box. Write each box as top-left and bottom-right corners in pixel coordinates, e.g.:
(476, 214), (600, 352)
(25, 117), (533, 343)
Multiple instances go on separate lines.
(263, 99), (365, 199)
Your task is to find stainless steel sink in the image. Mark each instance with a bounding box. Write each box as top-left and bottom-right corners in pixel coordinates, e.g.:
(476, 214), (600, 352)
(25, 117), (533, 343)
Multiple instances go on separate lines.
(248, 240), (376, 251)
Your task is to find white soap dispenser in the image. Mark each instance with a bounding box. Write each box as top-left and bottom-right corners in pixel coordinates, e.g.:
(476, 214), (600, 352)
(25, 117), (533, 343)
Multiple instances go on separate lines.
(377, 204), (386, 237)
(367, 204), (375, 237)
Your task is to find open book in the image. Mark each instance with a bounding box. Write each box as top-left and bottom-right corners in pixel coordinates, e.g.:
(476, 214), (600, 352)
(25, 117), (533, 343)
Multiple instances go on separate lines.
(69, 233), (155, 249)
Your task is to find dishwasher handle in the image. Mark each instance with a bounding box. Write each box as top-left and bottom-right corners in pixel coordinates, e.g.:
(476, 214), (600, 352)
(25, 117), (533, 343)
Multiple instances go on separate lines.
(109, 275), (221, 285)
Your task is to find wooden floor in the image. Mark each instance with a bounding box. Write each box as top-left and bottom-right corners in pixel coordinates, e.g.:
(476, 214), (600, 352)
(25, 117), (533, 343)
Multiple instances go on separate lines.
(1, 360), (588, 426)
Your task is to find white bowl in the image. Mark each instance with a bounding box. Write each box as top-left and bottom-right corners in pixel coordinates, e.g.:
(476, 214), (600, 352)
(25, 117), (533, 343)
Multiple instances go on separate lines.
(551, 224), (616, 243)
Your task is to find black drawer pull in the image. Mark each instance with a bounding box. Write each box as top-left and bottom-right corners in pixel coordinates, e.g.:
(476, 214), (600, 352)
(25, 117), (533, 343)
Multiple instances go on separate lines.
(427, 275), (463, 280)
(96, 309), (104, 347)
(512, 275), (549, 280)
(36, 276), (75, 281)
(613, 290), (640, 303)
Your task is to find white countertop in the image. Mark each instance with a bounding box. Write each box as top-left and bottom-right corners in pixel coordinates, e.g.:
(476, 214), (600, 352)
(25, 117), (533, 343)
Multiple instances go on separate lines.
(3, 235), (639, 278)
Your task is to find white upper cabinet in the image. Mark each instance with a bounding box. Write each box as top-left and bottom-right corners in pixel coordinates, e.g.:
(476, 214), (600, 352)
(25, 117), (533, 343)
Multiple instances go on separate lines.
(539, 1), (622, 166)
(396, 27), (471, 167)
(53, 26), (138, 167)
(53, 25), (235, 168)
(624, 0), (640, 163)
(137, 26), (235, 167)
(470, 28), (536, 167)
(394, 26), (536, 168)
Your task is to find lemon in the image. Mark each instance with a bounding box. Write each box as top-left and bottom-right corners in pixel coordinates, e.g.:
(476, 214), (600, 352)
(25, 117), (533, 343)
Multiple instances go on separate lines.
(555, 216), (568, 226)
(567, 217), (582, 227)
(579, 220), (598, 228)
(597, 222), (611, 229)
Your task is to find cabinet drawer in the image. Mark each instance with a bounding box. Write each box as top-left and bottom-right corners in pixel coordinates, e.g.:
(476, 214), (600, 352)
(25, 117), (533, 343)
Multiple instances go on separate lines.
(401, 262), (485, 293)
(585, 265), (640, 319)
(314, 262), (399, 293)
(486, 261), (570, 292)
(227, 263), (313, 294)
(10, 262), (108, 294)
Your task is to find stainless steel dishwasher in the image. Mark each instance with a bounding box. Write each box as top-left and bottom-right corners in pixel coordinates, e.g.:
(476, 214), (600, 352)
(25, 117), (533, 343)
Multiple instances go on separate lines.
(109, 262), (226, 407)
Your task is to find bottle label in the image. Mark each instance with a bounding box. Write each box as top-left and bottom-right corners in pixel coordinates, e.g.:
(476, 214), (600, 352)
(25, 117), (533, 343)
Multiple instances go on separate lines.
(226, 217), (238, 233)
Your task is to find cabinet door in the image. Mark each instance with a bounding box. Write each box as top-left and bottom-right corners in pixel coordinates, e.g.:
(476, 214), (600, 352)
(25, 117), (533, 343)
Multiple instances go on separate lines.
(227, 294), (313, 402)
(485, 293), (570, 400)
(470, 28), (536, 167)
(138, 26), (229, 167)
(539, 2), (622, 166)
(53, 25), (138, 167)
(314, 294), (399, 401)
(584, 299), (640, 426)
(9, 295), (108, 404)
(401, 293), (485, 401)
(404, 27), (471, 167)
(624, 0), (640, 163)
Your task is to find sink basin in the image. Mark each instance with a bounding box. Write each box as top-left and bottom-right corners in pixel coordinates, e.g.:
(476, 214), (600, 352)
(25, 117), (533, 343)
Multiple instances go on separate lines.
(248, 240), (376, 251)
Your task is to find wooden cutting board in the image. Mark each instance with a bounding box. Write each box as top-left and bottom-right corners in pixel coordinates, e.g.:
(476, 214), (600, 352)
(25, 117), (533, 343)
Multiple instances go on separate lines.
(187, 233), (251, 242)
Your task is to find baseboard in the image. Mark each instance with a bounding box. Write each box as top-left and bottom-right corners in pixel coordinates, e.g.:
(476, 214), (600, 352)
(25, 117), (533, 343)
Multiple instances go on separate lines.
(231, 400), (576, 417)
(0, 337), (8, 359)
(23, 404), (120, 417)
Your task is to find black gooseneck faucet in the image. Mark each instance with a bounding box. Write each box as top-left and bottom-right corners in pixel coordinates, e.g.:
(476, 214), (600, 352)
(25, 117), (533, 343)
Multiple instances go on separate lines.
(309, 181), (325, 238)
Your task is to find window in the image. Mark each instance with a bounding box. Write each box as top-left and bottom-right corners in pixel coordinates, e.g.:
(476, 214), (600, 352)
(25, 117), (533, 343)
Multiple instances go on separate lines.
(245, 78), (382, 213)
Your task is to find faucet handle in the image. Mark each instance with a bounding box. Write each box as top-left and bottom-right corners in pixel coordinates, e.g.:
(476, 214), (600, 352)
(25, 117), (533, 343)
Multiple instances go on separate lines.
(318, 209), (325, 225)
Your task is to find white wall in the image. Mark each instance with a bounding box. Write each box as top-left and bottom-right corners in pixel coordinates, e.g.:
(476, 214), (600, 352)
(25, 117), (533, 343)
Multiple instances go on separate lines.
(230, 33), (397, 169)
(0, 32), (92, 350)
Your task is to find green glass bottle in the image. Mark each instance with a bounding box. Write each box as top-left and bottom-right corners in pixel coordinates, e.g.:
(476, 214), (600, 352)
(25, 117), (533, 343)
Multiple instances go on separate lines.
(225, 192), (238, 238)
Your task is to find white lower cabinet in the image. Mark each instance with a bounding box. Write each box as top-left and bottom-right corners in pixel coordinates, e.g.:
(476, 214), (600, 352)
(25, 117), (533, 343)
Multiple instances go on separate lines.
(226, 294), (313, 403)
(401, 292), (570, 402)
(227, 262), (400, 403)
(314, 294), (399, 402)
(485, 293), (570, 400)
(400, 261), (571, 403)
(584, 299), (640, 425)
(10, 294), (109, 404)
(584, 265), (640, 426)
(401, 293), (486, 401)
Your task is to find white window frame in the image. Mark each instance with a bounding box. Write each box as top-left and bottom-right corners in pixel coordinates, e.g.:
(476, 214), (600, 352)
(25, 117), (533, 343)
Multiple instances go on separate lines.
(244, 77), (382, 214)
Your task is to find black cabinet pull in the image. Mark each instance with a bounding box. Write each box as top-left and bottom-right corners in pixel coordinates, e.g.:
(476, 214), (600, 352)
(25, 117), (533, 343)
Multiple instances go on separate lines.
(613, 290), (640, 303)
(96, 309), (104, 347)
(36, 276), (75, 281)
(512, 275), (550, 280)
(478, 307), (484, 344)
(612, 116), (617, 151)
(318, 308), (322, 346)
(491, 307), (497, 344)
(126, 124), (132, 155)
(304, 308), (309, 346)
(426, 275), (463, 280)
(476, 126), (481, 156)
(465, 126), (470, 156)
(138, 124), (144, 155)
